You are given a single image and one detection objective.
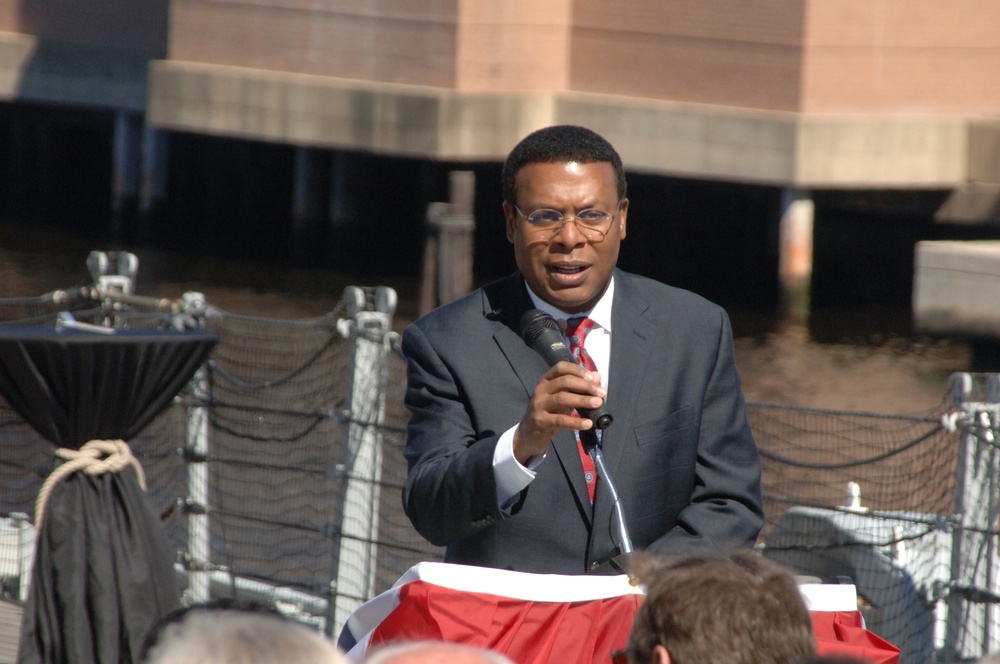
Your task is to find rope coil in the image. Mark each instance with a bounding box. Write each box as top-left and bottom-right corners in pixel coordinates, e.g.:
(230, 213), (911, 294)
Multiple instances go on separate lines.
(34, 439), (147, 531)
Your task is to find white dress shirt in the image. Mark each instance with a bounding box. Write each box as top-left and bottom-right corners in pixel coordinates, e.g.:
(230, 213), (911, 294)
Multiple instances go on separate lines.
(493, 277), (615, 507)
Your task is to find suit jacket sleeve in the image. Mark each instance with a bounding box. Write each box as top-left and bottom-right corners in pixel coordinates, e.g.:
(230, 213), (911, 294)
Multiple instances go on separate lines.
(399, 317), (509, 547)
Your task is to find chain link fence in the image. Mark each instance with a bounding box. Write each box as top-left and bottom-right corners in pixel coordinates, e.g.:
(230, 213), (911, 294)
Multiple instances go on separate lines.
(1, 255), (999, 662)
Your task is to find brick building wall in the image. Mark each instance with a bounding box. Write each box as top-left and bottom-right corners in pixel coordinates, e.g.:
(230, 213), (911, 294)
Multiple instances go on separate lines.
(802, 0), (1000, 113)
(570, 0), (805, 111)
(3, 0), (999, 184)
(0, 0), (167, 52)
(158, 0), (1000, 114)
(167, 0), (462, 87)
(454, 1), (572, 92)
(3, 0), (999, 114)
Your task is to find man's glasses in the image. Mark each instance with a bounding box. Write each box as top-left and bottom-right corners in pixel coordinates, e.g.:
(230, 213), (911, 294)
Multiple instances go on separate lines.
(511, 200), (623, 243)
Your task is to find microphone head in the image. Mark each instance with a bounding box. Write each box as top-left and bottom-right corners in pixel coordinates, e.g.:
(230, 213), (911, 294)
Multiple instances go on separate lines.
(519, 309), (560, 347)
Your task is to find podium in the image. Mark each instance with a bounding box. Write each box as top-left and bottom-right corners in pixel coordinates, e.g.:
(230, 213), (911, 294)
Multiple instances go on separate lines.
(339, 563), (643, 663)
(0, 326), (217, 664)
(340, 563), (900, 664)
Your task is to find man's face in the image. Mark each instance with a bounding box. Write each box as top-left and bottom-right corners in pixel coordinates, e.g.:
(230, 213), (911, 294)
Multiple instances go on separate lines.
(504, 161), (627, 314)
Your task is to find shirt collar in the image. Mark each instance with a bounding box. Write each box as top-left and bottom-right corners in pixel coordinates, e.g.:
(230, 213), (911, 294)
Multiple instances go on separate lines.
(524, 276), (615, 332)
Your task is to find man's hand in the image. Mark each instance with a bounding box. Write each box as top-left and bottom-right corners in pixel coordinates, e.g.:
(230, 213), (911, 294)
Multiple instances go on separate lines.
(512, 361), (606, 465)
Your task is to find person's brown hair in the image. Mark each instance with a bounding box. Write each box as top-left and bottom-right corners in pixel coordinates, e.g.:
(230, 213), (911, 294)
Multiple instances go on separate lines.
(628, 550), (816, 664)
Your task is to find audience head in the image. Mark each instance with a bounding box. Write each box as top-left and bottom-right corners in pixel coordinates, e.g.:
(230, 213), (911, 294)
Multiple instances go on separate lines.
(140, 598), (346, 664)
(364, 640), (514, 664)
(624, 550), (815, 664)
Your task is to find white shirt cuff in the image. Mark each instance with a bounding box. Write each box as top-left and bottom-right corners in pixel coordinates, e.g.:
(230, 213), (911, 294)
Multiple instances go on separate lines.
(493, 424), (544, 508)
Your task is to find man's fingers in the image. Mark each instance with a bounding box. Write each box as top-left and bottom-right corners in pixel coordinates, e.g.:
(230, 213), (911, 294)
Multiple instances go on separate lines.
(543, 363), (606, 397)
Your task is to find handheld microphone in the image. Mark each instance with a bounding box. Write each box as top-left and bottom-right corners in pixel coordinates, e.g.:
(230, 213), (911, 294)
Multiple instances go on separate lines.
(519, 309), (614, 430)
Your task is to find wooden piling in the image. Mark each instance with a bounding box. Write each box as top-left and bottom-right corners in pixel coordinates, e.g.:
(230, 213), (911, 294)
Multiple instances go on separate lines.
(419, 171), (476, 316)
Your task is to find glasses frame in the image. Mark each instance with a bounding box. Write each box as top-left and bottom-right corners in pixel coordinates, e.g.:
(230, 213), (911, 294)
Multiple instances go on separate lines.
(511, 199), (624, 243)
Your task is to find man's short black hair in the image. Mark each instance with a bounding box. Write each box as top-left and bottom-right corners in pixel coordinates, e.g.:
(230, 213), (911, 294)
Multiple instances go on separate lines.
(502, 125), (627, 205)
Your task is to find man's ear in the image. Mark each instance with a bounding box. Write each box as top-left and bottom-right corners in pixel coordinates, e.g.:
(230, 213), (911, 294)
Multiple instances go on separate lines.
(618, 197), (628, 240)
(503, 201), (517, 243)
(652, 644), (670, 664)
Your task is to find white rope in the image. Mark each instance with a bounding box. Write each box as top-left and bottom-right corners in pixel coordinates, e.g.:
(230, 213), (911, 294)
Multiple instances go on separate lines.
(34, 439), (147, 531)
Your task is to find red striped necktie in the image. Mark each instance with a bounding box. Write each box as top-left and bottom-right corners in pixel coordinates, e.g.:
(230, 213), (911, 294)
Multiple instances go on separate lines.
(565, 316), (600, 503)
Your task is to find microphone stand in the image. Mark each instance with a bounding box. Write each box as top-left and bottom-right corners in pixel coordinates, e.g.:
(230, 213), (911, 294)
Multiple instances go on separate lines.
(580, 428), (635, 580)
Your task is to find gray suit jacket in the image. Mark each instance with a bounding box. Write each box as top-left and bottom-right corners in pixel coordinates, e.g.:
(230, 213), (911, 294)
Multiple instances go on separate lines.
(401, 269), (763, 575)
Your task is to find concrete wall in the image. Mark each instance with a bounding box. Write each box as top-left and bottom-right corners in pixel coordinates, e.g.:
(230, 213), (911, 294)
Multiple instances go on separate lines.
(164, 0), (805, 106)
(0, 0), (168, 110)
(914, 241), (1000, 339)
(0, 3), (17, 30)
(571, 0), (805, 111)
(0, 0), (167, 51)
(145, 61), (1000, 187)
(168, 0), (460, 87)
(455, 1), (572, 91)
(803, 0), (1000, 113)
(162, 0), (1000, 113)
(3, 0), (1000, 184)
(166, 0), (578, 92)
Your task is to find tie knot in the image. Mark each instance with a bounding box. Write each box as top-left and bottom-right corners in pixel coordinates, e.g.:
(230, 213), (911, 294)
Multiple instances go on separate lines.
(565, 316), (596, 348)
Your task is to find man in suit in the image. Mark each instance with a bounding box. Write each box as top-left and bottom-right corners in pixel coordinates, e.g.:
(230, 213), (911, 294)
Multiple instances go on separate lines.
(401, 125), (763, 575)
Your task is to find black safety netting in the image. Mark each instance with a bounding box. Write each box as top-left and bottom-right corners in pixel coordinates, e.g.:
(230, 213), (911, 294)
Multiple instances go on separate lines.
(3, 282), (1000, 663)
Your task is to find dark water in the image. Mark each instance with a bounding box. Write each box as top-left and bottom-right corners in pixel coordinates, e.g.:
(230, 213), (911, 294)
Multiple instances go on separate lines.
(0, 215), (972, 414)
(0, 218), (422, 322)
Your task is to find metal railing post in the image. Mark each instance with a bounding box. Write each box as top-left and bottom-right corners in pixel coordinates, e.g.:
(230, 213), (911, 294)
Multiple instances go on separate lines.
(943, 373), (1000, 660)
(181, 291), (212, 603)
(330, 286), (396, 635)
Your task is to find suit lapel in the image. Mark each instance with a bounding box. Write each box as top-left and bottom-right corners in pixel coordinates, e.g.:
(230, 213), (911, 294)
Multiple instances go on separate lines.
(484, 275), (544, 399)
(592, 272), (653, 538)
(552, 430), (593, 524)
(483, 274), (595, 523)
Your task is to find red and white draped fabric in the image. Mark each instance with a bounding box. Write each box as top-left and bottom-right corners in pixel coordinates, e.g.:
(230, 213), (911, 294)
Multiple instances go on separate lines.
(339, 563), (901, 664)
(799, 583), (900, 664)
(339, 563), (643, 663)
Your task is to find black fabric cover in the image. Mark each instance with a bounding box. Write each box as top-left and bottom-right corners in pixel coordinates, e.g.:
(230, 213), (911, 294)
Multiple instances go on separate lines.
(0, 327), (217, 664)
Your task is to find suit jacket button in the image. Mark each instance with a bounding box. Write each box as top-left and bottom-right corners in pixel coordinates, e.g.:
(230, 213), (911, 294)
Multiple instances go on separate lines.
(590, 561), (600, 571)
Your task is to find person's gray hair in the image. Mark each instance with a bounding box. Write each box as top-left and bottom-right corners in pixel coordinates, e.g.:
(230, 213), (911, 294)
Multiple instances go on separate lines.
(141, 608), (346, 664)
(363, 640), (514, 664)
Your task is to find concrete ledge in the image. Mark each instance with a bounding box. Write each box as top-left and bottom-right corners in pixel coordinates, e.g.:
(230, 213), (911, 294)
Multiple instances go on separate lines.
(797, 117), (968, 188)
(0, 31), (36, 99)
(147, 60), (1000, 187)
(554, 97), (798, 184)
(913, 240), (1000, 339)
(969, 118), (1000, 184)
(147, 60), (546, 160)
